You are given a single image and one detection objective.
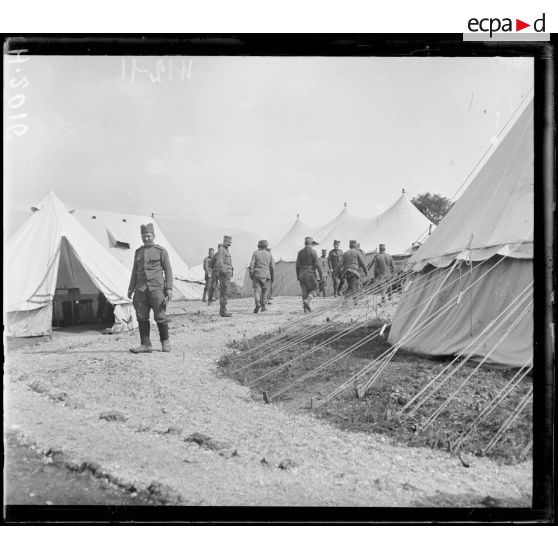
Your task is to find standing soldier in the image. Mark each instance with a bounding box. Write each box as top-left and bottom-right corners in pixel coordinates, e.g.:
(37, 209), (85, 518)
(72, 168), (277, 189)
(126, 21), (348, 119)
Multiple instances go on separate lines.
(265, 246), (275, 305)
(296, 237), (322, 313)
(372, 243), (395, 303)
(128, 223), (173, 353)
(207, 243), (221, 306)
(249, 240), (275, 313)
(342, 240), (368, 301)
(318, 249), (329, 297)
(209, 235), (234, 317)
(202, 248), (214, 302)
(328, 240), (344, 296)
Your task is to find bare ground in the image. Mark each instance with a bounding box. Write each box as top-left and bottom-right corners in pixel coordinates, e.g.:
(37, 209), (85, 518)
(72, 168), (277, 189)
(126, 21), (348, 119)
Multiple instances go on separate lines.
(4, 297), (532, 507)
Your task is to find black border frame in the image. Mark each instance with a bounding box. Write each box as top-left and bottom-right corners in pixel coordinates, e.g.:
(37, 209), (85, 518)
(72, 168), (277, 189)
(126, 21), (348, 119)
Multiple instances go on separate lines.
(2, 33), (555, 525)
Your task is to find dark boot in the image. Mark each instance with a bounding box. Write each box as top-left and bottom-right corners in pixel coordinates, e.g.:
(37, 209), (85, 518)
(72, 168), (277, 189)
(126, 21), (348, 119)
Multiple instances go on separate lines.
(254, 304), (260, 313)
(157, 321), (170, 352)
(202, 285), (208, 302)
(220, 302), (232, 317)
(130, 321), (153, 354)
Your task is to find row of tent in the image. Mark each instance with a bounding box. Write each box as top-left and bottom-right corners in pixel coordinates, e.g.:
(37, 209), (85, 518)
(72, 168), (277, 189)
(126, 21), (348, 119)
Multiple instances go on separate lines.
(5, 194), (205, 337)
(242, 190), (435, 297)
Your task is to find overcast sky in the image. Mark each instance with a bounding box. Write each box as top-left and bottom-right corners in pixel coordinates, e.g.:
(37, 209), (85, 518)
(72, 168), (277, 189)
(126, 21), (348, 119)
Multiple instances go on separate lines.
(4, 55), (532, 240)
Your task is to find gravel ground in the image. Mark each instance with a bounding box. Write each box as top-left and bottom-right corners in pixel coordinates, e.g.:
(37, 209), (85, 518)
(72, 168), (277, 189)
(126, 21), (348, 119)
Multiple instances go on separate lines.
(5, 296), (532, 507)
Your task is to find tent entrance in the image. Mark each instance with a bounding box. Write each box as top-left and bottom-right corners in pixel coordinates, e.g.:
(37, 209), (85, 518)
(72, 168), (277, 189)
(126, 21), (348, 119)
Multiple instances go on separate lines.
(52, 237), (115, 328)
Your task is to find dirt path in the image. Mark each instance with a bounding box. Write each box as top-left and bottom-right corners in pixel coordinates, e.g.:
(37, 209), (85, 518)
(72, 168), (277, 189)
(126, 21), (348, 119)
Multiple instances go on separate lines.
(5, 297), (531, 507)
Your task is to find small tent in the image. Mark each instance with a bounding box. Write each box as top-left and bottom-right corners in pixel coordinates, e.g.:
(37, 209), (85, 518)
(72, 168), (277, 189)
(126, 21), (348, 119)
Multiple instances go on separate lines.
(73, 210), (204, 300)
(357, 191), (436, 255)
(5, 192), (137, 337)
(388, 100), (533, 367)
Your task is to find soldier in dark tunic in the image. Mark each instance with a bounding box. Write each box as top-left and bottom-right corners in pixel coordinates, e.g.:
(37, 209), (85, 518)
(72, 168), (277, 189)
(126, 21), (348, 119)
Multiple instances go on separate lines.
(209, 235), (234, 317)
(202, 248), (214, 302)
(342, 239), (368, 301)
(128, 223), (173, 353)
(328, 240), (345, 296)
(318, 249), (329, 297)
(295, 237), (322, 313)
(372, 243), (395, 302)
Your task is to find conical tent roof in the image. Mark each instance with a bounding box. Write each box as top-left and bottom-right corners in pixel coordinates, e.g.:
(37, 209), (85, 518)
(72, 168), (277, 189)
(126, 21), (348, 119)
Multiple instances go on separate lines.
(5, 192), (136, 336)
(74, 209), (204, 299)
(388, 99), (533, 367)
(315, 204), (369, 252)
(409, 100), (534, 269)
(357, 192), (436, 255)
(272, 215), (315, 262)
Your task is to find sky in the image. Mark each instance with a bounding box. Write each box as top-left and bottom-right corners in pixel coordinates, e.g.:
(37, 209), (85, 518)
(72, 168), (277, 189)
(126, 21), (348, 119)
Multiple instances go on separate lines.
(4, 55), (533, 243)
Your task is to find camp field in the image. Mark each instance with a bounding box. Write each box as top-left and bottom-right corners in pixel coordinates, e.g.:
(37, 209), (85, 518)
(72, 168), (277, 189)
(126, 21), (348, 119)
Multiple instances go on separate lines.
(5, 296), (531, 508)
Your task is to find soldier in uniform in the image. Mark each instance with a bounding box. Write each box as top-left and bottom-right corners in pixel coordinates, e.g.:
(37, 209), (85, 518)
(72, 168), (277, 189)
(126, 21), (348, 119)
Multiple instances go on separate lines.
(328, 240), (344, 296)
(248, 240), (275, 313)
(265, 246), (275, 305)
(128, 223), (173, 353)
(342, 239), (368, 301)
(202, 247), (214, 302)
(318, 249), (329, 297)
(372, 243), (395, 303)
(208, 235), (234, 317)
(207, 243), (221, 305)
(295, 237), (322, 313)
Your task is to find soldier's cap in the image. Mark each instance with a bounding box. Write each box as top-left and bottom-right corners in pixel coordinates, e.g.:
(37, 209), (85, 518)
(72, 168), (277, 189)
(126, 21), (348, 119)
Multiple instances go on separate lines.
(322, 249), (327, 253)
(379, 243), (386, 250)
(223, 235), (232, 242)
(140, 223), (155, 235)
(304, 236), (319, 246)
(333, 240), (340, 244)
(258, 239), (269, 248)
(349, 239), (358, 248)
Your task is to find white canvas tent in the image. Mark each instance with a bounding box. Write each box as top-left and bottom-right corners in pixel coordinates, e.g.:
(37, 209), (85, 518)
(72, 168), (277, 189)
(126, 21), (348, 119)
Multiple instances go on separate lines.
(5, 192), (137, 337)
(357, 191), (436, 255)
(315, 204), (369, 253)
(388, 100), (533, 367)
(73, 209), (204, 300)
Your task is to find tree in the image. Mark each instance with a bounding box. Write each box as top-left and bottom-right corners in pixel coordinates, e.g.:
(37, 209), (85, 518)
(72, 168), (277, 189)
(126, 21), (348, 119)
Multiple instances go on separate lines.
(411, 192), (453, 225)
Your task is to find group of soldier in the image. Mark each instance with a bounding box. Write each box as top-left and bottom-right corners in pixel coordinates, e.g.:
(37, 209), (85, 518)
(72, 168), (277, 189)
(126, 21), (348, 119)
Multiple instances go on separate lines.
(126, 223), (395, 354)
(296, 237), (394, 313)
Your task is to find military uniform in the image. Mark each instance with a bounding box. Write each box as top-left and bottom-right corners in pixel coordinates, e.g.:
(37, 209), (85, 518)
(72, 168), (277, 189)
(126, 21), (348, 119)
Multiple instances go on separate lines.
(328, 245), (345, 296)
(342, 245), (367, 298)
(296, 239), (322, 312)
(202, 253), (213, 302)
(373, 247), (395, 302)
(128, 224), (173, 353)
(249, 242), (275, 312)
(318, 254), (329, 297)
(209, 237), (233, 316)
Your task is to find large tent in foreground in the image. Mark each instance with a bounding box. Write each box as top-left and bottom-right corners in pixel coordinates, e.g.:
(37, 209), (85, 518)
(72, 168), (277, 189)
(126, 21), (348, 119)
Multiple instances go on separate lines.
(388, 99), (533, 368)
(5, 192), (137, 337)
(74, 209), (204, 300)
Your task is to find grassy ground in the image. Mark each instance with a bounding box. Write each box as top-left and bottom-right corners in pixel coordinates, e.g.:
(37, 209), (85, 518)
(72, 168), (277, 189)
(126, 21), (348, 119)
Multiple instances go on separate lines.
(223, 323), (532, 465)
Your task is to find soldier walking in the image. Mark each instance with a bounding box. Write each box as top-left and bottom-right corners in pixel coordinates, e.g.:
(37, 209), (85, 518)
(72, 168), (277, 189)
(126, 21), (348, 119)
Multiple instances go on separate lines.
(208, 235), (234, 317)
(296, 237), (322, 313)
(318, 249), (329, 297)
(202, 247), (214, 302)
(372, 243), (395, 303)
(342, 239), (368, 301)
(128, 223), (173, 353)
(249, 240), (275, 313)
(328, 240), (344, 296)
